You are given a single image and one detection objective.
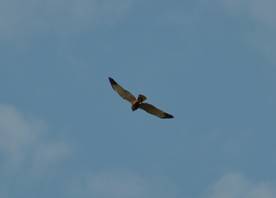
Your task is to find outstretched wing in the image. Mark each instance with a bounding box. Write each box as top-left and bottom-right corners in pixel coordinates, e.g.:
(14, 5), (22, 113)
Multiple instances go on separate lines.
(139, 103), (174, 119)
(109, 77), (137, 103)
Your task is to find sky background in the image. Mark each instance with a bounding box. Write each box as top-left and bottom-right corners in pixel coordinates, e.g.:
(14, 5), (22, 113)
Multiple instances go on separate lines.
(0, 0), (276, 197)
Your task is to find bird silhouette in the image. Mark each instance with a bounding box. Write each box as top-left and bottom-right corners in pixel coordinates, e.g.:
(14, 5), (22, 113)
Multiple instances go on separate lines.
(109, 77), (174, 119)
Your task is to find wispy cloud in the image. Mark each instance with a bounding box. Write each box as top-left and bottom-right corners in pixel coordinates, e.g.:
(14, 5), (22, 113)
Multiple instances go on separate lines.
(221, 0), (276, 63)
(222, 0), (276, 27)
(0, 0), (133, 39)
(0, 104), (70, 174)
(0, 105), (178, 197)
(69, 171), (179, 198)
(0, 104), (38, 163)
(206, 173), (276, 198)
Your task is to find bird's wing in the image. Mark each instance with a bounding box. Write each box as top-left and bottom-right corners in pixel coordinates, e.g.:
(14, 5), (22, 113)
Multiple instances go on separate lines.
(139, 103), (174, 119)
(109, 77), (137, 103)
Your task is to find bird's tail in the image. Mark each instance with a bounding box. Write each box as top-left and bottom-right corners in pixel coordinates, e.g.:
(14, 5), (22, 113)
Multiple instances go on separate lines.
(138, 94), (147, 103)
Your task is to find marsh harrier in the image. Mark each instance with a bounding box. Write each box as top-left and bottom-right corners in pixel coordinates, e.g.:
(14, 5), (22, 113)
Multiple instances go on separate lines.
(109, 77), (174, 119)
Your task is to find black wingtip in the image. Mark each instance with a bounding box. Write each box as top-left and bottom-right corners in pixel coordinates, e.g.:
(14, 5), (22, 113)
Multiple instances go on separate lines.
(163, 113), (174, 119)
(108, 77), (117, 85)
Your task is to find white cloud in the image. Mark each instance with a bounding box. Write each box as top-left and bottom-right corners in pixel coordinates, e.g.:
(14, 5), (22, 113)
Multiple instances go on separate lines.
(249, 0), (276, 27)
(222, 0), (276, 27)
(0, 0), (133, 39)
(0, 104), (71, 197)
(0, 104), (70, 173)
(206, 173), (276, 198)
(221, 0), (276, 64)
(69, 171), (179, 198)
(0, 105), (37, 161)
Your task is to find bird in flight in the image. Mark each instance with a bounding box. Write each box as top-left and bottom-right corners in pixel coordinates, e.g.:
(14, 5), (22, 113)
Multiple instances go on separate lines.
(108, 77), (174, 119)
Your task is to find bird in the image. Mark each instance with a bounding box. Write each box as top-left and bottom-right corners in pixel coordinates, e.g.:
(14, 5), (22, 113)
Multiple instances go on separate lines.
(108, 77), (174, 119)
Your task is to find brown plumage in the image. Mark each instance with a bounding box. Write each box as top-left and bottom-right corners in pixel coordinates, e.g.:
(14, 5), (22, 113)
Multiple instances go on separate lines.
(108, 77), (174, 119)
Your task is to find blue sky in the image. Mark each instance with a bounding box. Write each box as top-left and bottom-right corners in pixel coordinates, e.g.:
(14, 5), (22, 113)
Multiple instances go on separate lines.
(0, 0), (276, 197)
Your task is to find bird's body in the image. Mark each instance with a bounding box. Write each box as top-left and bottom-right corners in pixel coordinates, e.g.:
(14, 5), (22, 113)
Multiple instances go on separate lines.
(108, 77), (174, 119)
(131, 94), (147, 111)
(131, 100), (140, 111)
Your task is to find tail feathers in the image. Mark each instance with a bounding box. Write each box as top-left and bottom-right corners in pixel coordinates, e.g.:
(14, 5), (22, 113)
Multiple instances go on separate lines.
(138, 94), (147, 102)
